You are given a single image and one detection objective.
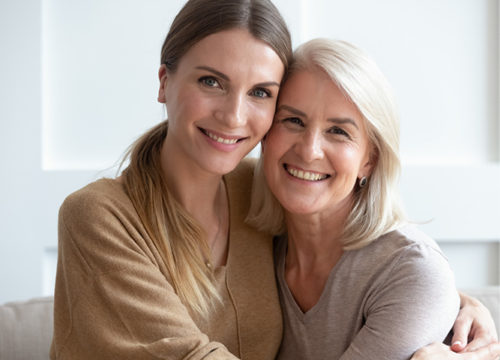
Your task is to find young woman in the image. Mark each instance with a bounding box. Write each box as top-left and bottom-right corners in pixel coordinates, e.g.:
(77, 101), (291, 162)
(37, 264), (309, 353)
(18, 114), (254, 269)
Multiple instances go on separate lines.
(248, 38), (499, 360)
(51, 1), (497, 359)
(51, 1), (291, 359)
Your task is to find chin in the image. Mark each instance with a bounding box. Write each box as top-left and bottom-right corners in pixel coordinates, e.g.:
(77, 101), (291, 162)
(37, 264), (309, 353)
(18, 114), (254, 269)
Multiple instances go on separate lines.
(282, 202), (318, 217)
(205, 158), (241, 176)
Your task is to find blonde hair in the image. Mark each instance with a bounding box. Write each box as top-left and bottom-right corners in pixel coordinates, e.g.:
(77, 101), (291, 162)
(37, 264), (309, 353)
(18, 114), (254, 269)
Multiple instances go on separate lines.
(247, 38), (406, 250)
(121, 0), (292, 318)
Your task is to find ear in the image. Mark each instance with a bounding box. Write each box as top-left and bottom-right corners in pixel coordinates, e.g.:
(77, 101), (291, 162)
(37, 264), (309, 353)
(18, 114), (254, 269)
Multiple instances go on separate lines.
(157, 64), (168, 104)
(359, 147), (378, 180)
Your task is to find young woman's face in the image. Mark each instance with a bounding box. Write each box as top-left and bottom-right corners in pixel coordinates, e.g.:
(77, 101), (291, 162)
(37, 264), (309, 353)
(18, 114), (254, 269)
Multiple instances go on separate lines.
(158, 28), (284, 176)
(263, 68), (374, 218)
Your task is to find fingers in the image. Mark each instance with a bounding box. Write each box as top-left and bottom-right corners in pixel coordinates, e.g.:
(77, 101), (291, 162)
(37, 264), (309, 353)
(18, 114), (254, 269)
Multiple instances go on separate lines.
(464, 342), (500, 360)
(452, 318), (473, 352)
(464, 336), (500, 353)
(411, 342), (451, 360)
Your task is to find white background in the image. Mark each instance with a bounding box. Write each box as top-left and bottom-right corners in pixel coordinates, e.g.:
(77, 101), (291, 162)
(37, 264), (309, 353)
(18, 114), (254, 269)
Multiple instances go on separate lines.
(0, 0), (498, 304)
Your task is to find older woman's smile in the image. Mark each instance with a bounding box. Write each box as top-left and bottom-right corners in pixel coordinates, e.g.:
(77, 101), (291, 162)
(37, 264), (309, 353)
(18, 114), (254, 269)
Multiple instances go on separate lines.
(283, 164), (330, 181)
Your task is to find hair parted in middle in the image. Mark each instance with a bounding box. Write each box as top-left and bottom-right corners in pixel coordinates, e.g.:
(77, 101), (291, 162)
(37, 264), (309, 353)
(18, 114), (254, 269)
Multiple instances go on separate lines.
(246, 38), (406, 250)
(122, 0), (292, 319)
(161, 0), (292, 73)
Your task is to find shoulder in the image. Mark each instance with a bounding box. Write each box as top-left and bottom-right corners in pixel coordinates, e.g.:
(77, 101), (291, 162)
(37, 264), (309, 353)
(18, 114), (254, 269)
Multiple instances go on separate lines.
(59, 178), (137, 236)
(366, 224), (445, 262)
(61, 178), (129, 213)
(58, 178), (154, 275)
(380, 225), (454, 284)
(352, 225), (453, 285)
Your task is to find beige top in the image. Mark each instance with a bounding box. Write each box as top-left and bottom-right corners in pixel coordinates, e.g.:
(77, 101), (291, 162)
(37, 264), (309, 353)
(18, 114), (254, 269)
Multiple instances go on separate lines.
(275, 225), (460, 360)
(50, 159), (282, 360)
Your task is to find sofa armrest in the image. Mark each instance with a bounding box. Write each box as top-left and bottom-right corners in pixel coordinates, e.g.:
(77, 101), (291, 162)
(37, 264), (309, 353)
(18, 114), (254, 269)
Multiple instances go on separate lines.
(0, 296), (54, 360)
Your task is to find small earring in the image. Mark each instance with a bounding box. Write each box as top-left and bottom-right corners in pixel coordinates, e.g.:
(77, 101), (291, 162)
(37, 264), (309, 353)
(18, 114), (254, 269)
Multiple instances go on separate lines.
(359, 176), (368, 188)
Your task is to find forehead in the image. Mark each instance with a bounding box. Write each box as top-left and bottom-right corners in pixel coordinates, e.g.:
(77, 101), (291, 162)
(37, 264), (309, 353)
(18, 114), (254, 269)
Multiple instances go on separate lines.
(177, 28), (284, 80)
(279, 68), (359, 116)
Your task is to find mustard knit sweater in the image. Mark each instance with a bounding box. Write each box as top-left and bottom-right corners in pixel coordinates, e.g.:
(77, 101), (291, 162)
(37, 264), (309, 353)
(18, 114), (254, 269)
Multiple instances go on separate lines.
(50, 159), (282, 360)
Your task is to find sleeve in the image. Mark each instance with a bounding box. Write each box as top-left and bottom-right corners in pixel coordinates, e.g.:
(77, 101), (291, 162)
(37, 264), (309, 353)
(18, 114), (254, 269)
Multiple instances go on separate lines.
(339, 243), (460, 360)
(51, 190), (239, 360)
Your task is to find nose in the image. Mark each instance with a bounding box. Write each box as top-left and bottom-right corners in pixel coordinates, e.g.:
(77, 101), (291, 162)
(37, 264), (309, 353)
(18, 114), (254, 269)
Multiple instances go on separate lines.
(294, 129), (324, 163)
(214, 92), (247, 128)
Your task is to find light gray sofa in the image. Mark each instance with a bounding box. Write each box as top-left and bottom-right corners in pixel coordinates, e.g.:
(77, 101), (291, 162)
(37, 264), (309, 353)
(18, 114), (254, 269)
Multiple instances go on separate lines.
(0, 288), (499, 360)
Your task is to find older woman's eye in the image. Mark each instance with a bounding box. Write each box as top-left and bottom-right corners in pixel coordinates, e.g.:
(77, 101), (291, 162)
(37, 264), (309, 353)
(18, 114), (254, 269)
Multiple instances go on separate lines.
(283, 117), (304, 126)
(199, 76), (220, 88)
(329, 126), (350, 138)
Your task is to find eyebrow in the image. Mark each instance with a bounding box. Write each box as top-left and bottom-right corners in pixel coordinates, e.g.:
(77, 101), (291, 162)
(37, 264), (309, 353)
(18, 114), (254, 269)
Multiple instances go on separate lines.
(327, 117), (359, 129)
(277, 104), (359, 129)
(277, 104), (306, 117)
(196, 66), (281, 88)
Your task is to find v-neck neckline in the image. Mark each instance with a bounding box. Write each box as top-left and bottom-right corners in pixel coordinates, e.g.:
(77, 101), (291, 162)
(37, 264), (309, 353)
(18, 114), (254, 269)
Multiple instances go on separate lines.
(276, 236), (348, 322)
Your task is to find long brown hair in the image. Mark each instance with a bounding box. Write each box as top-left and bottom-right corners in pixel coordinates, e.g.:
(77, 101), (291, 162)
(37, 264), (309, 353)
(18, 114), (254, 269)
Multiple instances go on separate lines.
(122, 0), (292, 317)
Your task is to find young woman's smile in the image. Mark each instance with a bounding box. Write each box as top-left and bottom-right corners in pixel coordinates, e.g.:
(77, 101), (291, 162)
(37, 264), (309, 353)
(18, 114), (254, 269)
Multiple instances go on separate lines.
(158, 29), (285, 176)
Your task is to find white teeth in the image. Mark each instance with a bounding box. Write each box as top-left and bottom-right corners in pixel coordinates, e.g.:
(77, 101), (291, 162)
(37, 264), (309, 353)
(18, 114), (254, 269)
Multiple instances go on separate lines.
(206, 131), (238, 144)
(287, 166), (328, 181)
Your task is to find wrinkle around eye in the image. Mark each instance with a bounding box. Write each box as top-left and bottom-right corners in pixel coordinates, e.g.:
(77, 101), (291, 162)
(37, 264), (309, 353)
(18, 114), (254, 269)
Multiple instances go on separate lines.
(328, 126), (351, 139)
(280, 117), (305, 130)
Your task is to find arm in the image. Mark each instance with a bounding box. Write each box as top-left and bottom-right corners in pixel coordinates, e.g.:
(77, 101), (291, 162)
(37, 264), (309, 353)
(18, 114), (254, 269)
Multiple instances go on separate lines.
(51, 188), (238, 360)
(339, 242), (460, 360)
(412, 342), (500, 360)
(450, 292), (499, 352)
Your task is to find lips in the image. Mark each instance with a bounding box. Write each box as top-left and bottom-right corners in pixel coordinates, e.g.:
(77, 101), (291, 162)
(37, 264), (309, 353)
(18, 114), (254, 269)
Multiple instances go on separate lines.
(284, 164), (330, 181)
(199, 127), (247, 144)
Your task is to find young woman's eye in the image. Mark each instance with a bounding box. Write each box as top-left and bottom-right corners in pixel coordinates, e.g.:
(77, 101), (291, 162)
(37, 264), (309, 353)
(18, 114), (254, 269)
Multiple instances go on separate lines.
(199, 76), (220, 88)
(251, 88), (271, 98)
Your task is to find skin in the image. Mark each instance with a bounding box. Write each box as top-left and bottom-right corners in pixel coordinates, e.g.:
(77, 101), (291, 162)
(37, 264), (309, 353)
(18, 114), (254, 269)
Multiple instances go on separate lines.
(157, 28), (284, 266)
(263, 66), (373, 311)
(153, 28), (495, 358)
(412, 342), (500, 360)
(263, 66), (499, 359)
(452, 293), (499, 352)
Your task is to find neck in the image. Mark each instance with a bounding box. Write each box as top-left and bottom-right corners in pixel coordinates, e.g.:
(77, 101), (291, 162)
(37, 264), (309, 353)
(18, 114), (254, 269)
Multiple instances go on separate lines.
(284, 205), (350, 274)
(161, 134), (222, 219)
(282, 209), (349, 313)
(159, 134), (229, 266)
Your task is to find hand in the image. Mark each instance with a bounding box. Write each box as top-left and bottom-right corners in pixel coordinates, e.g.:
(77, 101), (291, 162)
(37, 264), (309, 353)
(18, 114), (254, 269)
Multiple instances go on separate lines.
(451, 292), (498, 352)
(411, 342), (500, 360)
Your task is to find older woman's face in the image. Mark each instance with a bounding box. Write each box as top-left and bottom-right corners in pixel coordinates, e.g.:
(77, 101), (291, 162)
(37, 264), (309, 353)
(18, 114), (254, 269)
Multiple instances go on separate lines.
(263, 68), (373, 217)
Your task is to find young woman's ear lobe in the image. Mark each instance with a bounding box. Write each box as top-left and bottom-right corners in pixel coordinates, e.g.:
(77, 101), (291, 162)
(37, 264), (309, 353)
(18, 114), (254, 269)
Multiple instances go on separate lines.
(158, 64), (168, 104)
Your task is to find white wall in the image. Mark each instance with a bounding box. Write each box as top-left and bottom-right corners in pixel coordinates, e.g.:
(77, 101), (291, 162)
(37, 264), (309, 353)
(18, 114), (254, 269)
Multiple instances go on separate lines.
(0, 0), (498, 304)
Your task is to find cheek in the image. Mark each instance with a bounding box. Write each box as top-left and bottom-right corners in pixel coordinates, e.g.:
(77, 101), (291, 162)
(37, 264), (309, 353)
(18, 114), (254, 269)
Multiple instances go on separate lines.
(263, 126), (286, 161)
(167, 90), (208, 124)
(332, 146), (365, 178)
(248, 103), (277, 135)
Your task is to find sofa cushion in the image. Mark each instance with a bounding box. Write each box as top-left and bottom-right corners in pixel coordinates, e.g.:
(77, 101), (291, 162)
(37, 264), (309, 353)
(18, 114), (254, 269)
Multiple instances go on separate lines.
(0, 296), (54, 360)
(0, 288), (498, 359)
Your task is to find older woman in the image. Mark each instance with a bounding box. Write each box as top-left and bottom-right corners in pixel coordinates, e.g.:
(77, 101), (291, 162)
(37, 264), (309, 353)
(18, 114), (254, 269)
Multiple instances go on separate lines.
(248, 38), (499, 359)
